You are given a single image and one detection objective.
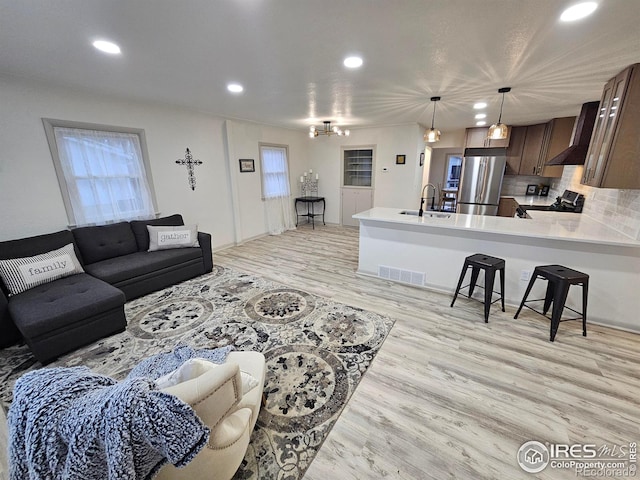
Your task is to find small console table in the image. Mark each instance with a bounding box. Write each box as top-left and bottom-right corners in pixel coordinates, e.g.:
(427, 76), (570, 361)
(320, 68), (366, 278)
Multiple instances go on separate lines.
(295, 196), (326, 229)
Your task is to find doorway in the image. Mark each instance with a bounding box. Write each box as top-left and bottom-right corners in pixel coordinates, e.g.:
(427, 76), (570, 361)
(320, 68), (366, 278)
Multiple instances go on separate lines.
(440, 154), (462, 211)
(444, 154), (462, 189)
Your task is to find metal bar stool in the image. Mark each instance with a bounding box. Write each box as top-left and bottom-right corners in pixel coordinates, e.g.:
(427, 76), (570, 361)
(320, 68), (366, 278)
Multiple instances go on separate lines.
(451, 254), (505, 322)
(439, 191), (457, 212)
(514, 264), (588, 341)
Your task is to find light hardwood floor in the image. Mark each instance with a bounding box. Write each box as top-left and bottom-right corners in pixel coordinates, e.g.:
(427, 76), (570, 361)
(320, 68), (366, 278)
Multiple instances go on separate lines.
(216, 224), (640, 480)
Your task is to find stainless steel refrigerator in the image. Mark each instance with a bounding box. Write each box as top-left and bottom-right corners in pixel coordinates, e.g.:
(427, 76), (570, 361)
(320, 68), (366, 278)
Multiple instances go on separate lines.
(456, 148), (506, 216)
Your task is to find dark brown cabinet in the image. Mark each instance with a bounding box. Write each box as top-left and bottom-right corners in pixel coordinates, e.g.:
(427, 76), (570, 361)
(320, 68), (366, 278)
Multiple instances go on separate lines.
(519, 124), (547, 176)
(540, 117), (574, 177)
(505, 126), (526, 175)
(582, 63), (640, 188)
(504, 118), (573, 178)
(464, 127), (511, 148)
(497, 197), (519, 217)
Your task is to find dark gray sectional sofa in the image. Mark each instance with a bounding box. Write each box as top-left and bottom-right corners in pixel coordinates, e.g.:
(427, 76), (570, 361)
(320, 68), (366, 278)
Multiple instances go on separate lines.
(0, 214), (212, 363)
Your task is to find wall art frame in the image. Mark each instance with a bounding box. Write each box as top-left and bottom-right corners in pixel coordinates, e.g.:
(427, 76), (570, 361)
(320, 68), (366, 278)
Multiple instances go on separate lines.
(239, 159), (255, 173)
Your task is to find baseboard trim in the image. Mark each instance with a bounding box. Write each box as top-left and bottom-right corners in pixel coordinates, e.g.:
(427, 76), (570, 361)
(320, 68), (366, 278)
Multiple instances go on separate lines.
(214, 232), (269, 252)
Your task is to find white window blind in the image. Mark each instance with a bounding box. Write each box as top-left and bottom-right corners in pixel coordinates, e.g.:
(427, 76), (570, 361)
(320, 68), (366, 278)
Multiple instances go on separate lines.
(45, 122), (156, 226)
(260, 145), (291, 199)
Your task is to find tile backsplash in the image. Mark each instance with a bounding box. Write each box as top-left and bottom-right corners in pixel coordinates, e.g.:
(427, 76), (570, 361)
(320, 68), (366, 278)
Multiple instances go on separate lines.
(503, 168), (640, 240)
(549, 166), (640, 240)
(501, 175), (552, 196)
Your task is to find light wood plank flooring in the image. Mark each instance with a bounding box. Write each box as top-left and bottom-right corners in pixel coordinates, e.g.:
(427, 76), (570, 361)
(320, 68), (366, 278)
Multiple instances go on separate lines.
(215, 224), (640, 480)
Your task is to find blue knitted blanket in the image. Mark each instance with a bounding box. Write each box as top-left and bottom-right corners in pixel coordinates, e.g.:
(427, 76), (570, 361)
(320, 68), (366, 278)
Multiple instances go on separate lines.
(9, 366), (210, 480)
(127, 344), (232, 381)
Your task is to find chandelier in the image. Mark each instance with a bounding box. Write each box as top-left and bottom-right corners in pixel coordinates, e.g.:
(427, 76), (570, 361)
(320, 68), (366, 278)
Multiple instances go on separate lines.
(309, 121), (350, 138)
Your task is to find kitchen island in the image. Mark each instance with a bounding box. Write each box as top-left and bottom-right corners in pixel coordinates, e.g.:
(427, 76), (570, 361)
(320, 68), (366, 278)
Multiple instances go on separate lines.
(353, 207), (640, 332)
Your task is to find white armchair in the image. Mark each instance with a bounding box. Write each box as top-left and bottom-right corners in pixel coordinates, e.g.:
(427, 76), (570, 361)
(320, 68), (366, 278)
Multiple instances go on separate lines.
(155, 351), (266, 480)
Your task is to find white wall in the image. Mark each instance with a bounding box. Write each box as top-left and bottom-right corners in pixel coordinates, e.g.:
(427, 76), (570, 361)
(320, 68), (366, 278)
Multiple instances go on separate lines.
(0, 75), (235, 248)
(224, 119), (308, 242)
(0, 74), (460, 244)
(306, 124), (427, 224)
(432, 129), (466, 149)
(428, 147), (464, 189)
(0, 76), (311, 248)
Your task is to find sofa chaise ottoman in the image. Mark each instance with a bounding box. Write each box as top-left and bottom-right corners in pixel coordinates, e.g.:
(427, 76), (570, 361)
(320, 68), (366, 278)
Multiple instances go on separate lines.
(0, 230), (126, 363)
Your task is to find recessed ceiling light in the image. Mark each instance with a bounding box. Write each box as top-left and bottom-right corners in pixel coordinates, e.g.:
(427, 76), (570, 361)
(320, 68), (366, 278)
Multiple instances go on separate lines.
(92, 40), (121, 55)
(227, 83), (244, 93)
(344, 56), (363, 69)
(476, 121), (486, 126)
(473, 102), (487, 109)
(560, 2), (598, 22)
(475, 113), (487, 119)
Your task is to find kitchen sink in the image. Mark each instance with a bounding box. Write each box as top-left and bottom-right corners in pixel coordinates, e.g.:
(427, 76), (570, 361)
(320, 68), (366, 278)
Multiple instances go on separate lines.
(399, 210), (451, 218)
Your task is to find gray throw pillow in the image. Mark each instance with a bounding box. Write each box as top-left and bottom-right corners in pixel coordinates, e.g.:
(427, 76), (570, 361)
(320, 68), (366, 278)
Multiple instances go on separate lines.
(147, 225), (200, 251)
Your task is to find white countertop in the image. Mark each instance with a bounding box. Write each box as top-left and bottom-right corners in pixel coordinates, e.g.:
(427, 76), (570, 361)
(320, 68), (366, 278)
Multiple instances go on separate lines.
(353, 207), (640, 248)
(502, 194), (555, 207)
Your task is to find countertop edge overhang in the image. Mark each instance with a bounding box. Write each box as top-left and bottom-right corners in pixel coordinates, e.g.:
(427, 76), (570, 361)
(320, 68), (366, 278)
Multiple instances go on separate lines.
(353, 207), (640, 249)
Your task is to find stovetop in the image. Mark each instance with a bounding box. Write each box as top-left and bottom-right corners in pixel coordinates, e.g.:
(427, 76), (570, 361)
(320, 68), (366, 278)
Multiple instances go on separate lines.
(522, 189), (585, 213)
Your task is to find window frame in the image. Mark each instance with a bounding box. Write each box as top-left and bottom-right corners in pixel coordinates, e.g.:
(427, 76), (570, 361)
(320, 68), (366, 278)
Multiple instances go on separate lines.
(42, 118), (158, 227)
(258, 143), (291, 200)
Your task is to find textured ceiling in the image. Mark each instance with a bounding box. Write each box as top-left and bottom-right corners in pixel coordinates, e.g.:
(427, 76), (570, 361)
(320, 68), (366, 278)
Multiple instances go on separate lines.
(1, 0), (640, 133)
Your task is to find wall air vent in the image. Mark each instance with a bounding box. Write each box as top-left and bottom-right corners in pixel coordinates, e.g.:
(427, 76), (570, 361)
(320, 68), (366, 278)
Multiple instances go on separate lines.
(378, 265), (425, 286)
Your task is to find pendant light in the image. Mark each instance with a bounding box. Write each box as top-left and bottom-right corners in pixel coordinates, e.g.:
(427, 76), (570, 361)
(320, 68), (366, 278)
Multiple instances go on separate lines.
(487, 87), (511, 140)
(424, 96), (441, 143)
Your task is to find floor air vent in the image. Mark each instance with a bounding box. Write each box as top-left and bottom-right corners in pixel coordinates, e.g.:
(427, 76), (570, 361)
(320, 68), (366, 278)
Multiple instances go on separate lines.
(377, 265), (425, 286)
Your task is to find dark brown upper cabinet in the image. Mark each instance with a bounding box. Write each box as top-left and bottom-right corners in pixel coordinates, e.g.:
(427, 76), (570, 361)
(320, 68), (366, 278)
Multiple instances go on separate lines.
(582, 63), (640, 189)
(505, 119), (573, 178)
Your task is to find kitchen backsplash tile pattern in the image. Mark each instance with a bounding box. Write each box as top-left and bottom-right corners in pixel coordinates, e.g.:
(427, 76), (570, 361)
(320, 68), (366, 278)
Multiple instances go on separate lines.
(503, 168), (640, 240)
(549, 166), (640, 240)
(501, 175), (553, 196)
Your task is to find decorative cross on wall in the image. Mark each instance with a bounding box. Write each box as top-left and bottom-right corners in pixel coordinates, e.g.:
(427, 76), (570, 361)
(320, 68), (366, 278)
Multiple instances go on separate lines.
(175, 148), (203, 191)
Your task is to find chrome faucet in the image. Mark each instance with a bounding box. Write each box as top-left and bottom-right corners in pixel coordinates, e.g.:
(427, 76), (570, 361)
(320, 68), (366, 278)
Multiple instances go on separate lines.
(419, 183), (438, 217)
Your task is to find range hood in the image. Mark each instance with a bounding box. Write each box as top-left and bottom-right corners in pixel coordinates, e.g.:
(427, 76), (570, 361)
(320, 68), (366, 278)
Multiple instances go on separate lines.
(546, 101), (599, 166)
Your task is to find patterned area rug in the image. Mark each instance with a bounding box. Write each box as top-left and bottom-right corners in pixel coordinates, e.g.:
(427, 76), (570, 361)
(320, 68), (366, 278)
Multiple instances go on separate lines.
(0, 265), (394, 479)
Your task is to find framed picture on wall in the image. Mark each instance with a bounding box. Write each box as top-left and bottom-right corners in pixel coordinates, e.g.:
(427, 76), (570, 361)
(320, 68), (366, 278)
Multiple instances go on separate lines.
(239, 159), (255, 173)
(396, 154), (406, 165)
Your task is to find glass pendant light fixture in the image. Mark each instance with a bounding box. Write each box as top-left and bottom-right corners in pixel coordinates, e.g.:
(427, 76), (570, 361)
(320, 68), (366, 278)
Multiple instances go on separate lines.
(488, 87), (511, 140)
(424, 96), (441, 143)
